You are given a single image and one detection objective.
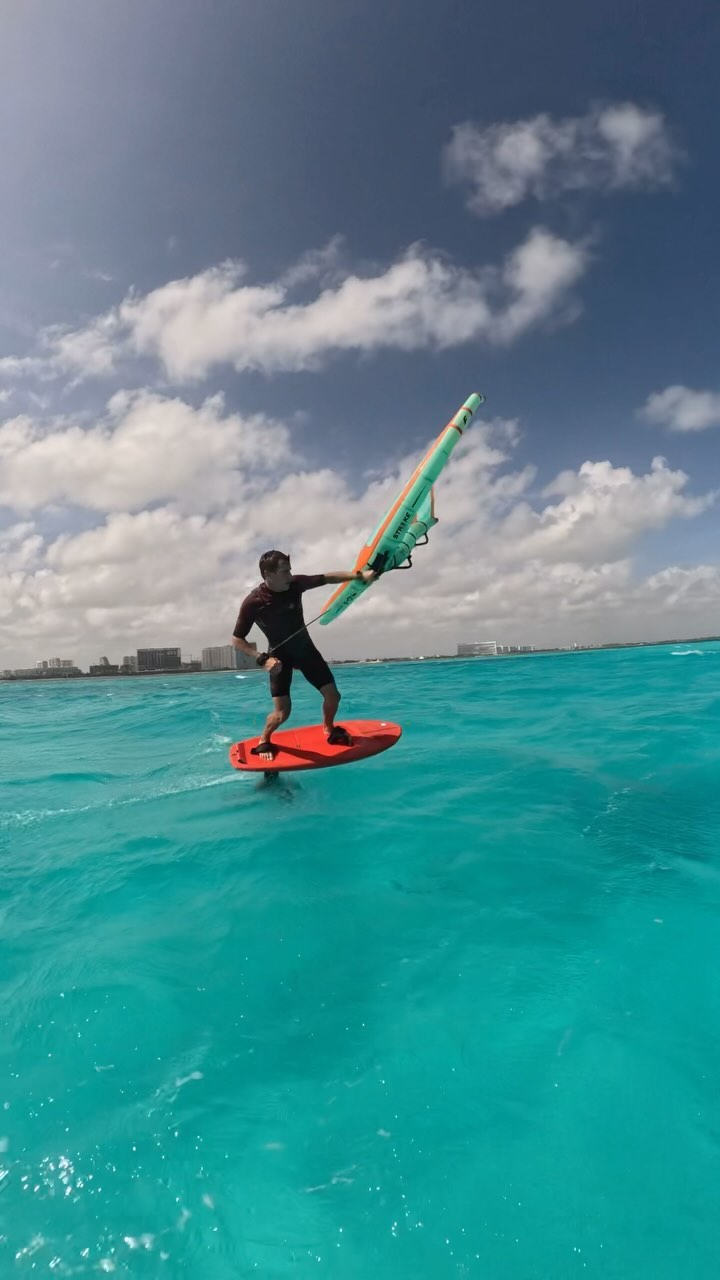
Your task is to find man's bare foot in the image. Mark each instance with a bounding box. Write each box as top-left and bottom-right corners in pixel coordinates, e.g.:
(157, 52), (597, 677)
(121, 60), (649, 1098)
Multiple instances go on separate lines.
(250, 740), (277, 761)
(326, 725), (352, 746)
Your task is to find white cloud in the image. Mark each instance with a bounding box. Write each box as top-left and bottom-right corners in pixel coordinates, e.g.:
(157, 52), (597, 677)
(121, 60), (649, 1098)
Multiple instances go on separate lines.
(490, 229), (589, 342)
(640, 385), (720, 432)
(0, 521), (43, 573)
(0, 402), (716, 668)
(0, 392), (292, 514)
(1, 230), (590, 386)
(444, 102), (681, 216)
(0, 355), (47, 379)
(492, 457), (713, 563)
(47, 313), (122, 380)
(120, 230), (589, 379)
(277, 235), (346, 289)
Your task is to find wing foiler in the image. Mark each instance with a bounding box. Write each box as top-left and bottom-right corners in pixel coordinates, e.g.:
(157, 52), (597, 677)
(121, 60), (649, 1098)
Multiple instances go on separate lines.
(319, 391), (485, 626)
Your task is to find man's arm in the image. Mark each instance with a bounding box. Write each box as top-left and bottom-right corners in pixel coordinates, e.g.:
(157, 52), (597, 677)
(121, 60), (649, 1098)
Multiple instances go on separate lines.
(232, 634), (259, 660)
(232, 596), (264, 663)
(232, 633), (281, 671)
(293, 570), (376, 592)
(322, 569), (377, 584)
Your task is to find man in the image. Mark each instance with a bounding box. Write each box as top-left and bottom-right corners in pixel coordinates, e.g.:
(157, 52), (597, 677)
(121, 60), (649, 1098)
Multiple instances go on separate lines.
(232, 550), (376, 761)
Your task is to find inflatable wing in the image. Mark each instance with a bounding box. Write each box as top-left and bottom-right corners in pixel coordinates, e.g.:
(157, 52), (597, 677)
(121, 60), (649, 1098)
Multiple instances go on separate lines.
(319, 391), (485, 626)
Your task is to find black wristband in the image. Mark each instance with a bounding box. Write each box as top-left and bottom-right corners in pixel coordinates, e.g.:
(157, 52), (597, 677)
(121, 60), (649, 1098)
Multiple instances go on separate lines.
(256, 652), (269, 667)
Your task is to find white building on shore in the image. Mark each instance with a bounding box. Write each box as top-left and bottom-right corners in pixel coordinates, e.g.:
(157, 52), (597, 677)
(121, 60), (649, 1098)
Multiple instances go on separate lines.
(202, 645), (255, 671)
(458, 641), (536, 657)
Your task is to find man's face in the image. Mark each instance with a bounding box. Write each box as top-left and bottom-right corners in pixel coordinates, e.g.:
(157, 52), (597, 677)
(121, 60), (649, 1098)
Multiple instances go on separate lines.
(264, 559), (292, 591)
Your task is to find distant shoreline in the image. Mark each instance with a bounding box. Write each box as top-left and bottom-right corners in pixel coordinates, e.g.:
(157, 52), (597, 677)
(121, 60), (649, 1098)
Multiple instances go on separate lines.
(2, 635), (719, 684)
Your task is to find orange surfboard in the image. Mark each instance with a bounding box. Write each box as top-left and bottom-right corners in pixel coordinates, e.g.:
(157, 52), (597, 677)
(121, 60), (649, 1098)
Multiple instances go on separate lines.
(229, 719), (402, 774)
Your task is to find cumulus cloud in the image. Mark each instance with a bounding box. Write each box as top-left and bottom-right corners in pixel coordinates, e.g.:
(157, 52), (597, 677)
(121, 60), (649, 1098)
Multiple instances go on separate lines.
(444, 102), (682, 216)
(0, 355), (47, 379)
(122, 230), (589, 378)
(48, 313), (122, 380)
(0, 392), (292, 513)
(493, 457), (713, 563)
(640, 385), (720, 432)
(0, 521), (43, 573)
(0, 397), (717, 668)
(1, 229), (590, 386)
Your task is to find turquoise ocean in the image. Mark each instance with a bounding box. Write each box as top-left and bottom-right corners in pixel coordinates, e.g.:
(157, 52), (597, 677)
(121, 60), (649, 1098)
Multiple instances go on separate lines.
(2, 644), (720, 1278)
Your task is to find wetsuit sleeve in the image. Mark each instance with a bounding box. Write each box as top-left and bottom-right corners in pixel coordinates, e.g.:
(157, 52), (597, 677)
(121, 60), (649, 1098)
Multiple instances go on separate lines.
(233, 595), (259, 639)
(291, 574), (327, 593)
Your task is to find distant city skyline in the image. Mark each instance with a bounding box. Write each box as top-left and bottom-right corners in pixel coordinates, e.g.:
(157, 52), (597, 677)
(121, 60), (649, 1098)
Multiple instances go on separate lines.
(4, 631), (720, 682)
(2, 641), (258, 679)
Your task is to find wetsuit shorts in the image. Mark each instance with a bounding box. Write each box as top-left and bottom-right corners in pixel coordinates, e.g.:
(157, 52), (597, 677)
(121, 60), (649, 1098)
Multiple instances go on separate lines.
(269, 645), (334, 698)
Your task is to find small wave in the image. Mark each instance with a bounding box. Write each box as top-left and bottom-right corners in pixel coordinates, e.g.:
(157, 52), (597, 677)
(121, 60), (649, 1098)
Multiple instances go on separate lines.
(0, 773), (240, 831)
(0, 802), (95, 830)
(671, 649), (703, 656)
(201, 733), (233, 754)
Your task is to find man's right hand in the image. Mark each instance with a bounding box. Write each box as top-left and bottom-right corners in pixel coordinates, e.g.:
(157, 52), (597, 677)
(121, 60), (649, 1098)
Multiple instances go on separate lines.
(266, 656), (282, 672)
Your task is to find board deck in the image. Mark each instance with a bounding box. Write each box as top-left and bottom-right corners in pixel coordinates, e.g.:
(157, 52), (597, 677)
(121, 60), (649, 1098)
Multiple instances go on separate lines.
(229, 719), (402, 773)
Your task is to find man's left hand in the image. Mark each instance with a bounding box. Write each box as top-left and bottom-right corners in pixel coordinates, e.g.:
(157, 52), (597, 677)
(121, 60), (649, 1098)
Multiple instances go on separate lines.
(360, 569), (377, 583)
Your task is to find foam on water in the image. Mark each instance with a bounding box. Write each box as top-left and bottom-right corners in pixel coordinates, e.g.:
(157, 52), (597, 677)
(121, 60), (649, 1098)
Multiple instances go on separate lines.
(2, 645), (720, 1277)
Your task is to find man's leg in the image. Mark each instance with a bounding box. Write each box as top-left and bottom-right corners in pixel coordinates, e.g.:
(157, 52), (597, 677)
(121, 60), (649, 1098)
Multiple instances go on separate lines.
(251, 662), (292, 762)
(320, 681), (340, 733)
(252, 696), (291, 761)
(296, 648), (352, 745)
(319, 681), (351, 745)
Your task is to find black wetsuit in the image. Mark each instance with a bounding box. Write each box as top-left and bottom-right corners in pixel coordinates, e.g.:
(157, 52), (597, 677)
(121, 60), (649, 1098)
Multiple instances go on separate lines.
(233, 575), (333, 698)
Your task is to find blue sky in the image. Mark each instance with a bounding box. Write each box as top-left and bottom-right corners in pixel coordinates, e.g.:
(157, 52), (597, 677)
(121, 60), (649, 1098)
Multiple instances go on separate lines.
(1, 0), (719, 665)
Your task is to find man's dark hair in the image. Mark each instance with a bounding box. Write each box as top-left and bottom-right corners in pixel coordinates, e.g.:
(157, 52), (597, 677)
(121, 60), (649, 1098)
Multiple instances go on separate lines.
(259, 549), (290, 578)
